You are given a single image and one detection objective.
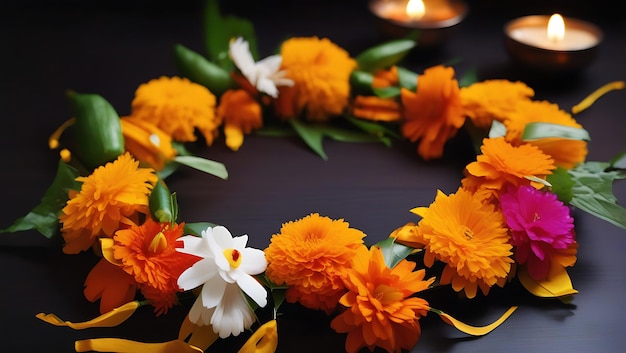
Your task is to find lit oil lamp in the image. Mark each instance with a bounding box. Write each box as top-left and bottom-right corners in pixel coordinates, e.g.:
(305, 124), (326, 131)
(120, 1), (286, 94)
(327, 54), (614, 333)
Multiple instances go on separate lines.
(369, 0), (467, 48)
(504, 13), (603, 73)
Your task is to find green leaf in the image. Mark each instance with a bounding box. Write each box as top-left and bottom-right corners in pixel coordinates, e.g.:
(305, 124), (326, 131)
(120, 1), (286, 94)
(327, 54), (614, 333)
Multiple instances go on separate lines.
(174, 155), (229, 180)
(344, 115), (401, 140)
(174, 44), (235, 96)
(396, 66), (418, 91)
(289, 119), (393, 159)
(356, 39), (416, 72)
(256, 125), (296, 137)
(546, 167), (575, 203)
(376, 237), (414, 269)
(184, 222), (218, 236)
(349, 70), (374, 92)
(522, 122), (591, 141)
(1, 160), (81, 238)
(322, 126), (390, 144)
(255, 274), (288, 316)
(373, 86), (401, 99)
(609, 151), (626, 170)
(203, 0), (257, 69)
(288, 119), (328, 160)
(566, 161), (626, 229)
(458, 67), (478, 87)
(68, 91), (125, 169)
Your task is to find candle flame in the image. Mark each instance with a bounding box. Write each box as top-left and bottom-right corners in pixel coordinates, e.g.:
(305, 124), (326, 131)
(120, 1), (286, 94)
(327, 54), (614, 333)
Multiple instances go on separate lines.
(406, 0), (425, 20)
(547, 13), (565, 42)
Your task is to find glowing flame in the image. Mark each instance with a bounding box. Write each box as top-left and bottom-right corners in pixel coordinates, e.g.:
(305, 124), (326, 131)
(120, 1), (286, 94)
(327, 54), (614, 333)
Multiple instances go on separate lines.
(547, 13), (565, 41)
(406, 0), (425, 20)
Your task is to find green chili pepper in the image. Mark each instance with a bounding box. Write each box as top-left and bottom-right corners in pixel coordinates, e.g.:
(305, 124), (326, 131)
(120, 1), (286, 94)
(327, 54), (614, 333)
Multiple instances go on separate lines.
(174, 44), (235, 96)
(356, 39), (416, 73)
(67, 91), (124, 169)
(149, 179), (177, 223)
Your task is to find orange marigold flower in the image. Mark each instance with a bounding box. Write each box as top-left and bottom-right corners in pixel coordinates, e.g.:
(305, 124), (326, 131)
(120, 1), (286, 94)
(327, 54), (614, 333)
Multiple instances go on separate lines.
(460, 79), (535, 129)
(60, 153), (157, 254)
(372, 66), (399, 88)
(120, 117), (177, 171)
(461, 137), (556, 200)
(330, 247), (434, 353)
(401, 65), (465, 160)
(505, 100), (588, 169)
(352, 95), (402, 122)
(274, 37), (357, 122)
(130, 76), (220, 145)
(264, 213), (366, 313)
(113, 219), (199, 293)
(84, 258), (137, 314)
(216, 89), (263, 151)
(411, 188), (514, 298)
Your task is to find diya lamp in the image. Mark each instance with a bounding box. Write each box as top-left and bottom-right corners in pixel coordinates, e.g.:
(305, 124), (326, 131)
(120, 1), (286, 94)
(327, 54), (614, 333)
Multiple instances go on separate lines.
(368, 0), (468, 48)
(504, 13), (603, 73)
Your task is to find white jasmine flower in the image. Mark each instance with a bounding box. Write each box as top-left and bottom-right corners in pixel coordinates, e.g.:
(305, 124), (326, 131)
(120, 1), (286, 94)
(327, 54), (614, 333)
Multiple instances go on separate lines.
(177, 226), (268, 338)
(229, 37), (294, 98)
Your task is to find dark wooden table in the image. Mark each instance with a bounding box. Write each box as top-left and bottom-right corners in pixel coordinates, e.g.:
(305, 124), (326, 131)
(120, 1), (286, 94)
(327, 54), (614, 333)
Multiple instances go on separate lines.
(1, 1), (625, 352)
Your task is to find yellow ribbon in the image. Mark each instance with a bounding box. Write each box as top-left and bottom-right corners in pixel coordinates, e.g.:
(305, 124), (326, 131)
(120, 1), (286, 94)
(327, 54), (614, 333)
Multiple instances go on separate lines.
(48, 117), (76, 149)
(238, 320), (278, 353)
(435, 306), (518, 336)
(178, 316), (219, 351)
(74, 338), (203, 353)
(571, 81), (625, 114)
(36, 301), (141, 330)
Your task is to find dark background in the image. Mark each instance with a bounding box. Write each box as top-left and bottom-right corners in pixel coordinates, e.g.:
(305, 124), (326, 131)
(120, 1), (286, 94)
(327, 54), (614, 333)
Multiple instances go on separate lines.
(1, 1), (625, 353)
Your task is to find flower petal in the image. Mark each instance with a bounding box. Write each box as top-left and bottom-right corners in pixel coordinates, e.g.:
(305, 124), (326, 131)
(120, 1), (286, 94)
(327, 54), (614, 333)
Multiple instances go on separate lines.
(177, 235), (211, 258)
(201, 275), (228, 309)
(236, 273), (268, 307)
(178, 259), (218, 291)
(239, 248), (267, 275)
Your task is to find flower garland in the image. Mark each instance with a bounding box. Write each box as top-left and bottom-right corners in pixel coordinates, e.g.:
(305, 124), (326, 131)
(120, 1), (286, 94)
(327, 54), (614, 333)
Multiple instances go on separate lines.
(3, 1), (626, 353)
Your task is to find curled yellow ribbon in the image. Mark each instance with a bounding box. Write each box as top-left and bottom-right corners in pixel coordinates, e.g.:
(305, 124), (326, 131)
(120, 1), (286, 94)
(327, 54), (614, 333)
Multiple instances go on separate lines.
(572, 81), (625, 114)
(238, 320), (278, 353)
(36, 300), (142, 330)
(48, 117), (76, 149)
(75, 338), (203, 353)
(178, 316), (219, 351)
(435, 306), (518, 336)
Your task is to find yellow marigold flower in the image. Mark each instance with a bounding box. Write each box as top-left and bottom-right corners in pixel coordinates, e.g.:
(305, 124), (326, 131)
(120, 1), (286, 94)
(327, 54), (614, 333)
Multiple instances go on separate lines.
(460, 79), (535, 129)
(274, 36), (357, 122)
(130, 76), (220, 145)
(401, 65), (465, 160)
(461, 137), (555, 199)
(505, 100), (587, 169)
(216, 89), (263, 151)
(264, 213), (366, 314)
(120, 117), (177, 171)
(351, 95), (402, 122)
(60, 153), (157, 254)
(330, 247), (434, 353)
(411, 188), (514, 298)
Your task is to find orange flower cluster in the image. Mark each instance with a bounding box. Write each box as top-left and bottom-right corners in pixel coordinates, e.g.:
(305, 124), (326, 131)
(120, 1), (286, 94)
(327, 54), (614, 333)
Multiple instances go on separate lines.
(351, 64), (588, 167)
(331, 247), (434, 353)
(264, 213), (366, 313)
(60, 153), (157, 254)
(130, 76), (220, 145)
(274, 36), (357, 122)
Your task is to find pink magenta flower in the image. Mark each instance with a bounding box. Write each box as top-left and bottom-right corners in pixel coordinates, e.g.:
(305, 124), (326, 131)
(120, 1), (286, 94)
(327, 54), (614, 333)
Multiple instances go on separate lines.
(499, 185), (576, 280)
